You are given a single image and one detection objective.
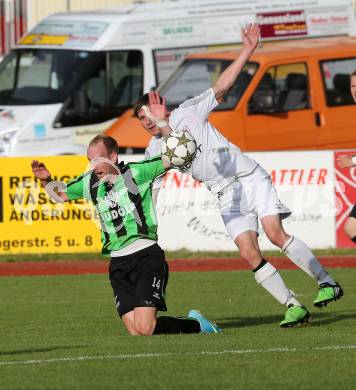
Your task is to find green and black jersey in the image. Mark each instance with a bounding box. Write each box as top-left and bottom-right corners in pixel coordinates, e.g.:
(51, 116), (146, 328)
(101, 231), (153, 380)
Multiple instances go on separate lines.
(65, 156), (165, 255)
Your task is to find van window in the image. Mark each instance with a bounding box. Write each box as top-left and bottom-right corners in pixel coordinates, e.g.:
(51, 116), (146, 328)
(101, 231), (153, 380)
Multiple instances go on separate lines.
(108, 51), (143, 107)
(55, 50), (143, 127)
(320, 58), (356, 106)
(0, 54), (16, 93)
(154, 47), (208, 85)
(160, 59), (258, 110)
(249, 63), (309, 114)
(0, 49), (74, 104)
(0, 49), (143, 126)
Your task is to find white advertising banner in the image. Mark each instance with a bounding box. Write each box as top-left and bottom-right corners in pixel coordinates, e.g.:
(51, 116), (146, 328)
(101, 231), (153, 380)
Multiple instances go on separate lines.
(156, 151), (336, 251)
(114, 0), (355, 49)
(251, 151), (336, 249)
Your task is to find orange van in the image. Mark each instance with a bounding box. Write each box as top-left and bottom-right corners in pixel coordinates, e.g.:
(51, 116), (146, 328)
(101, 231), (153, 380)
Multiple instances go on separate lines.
(105, 36), (356, 152)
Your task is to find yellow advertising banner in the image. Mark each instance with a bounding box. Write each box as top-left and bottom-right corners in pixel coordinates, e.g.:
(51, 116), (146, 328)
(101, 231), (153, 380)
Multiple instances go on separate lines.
(19, 34), (69, 46)
(0, 156), (102, 255)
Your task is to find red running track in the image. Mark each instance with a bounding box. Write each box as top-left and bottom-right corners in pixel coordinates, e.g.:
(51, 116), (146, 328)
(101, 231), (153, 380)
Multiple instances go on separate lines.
(1, 256), (356, 277)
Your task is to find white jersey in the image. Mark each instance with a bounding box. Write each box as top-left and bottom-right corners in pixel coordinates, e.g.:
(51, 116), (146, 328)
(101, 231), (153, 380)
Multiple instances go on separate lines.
(145, 136), (164, 191)
(145, 136), (161, 158)
(146, 88), (259, 194)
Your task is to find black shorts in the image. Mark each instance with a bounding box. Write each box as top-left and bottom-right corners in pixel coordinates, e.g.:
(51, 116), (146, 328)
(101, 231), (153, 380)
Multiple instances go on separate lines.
(350, 204), (356, 219)
(109, 243), (169, 317)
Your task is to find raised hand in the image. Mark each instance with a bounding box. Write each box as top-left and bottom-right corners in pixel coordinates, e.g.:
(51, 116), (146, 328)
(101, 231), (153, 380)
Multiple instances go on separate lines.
(241, 23), (260, 54)
(148, 91), (167, 121)
(31, 160), (51, 180)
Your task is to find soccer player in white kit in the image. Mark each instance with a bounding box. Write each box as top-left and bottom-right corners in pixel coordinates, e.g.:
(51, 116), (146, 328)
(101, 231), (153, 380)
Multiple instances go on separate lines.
(134, 24), (343, 327)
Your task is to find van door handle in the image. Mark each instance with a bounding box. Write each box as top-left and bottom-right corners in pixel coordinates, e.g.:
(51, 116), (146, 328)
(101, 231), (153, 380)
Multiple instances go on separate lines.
(315, 112), (321, 127)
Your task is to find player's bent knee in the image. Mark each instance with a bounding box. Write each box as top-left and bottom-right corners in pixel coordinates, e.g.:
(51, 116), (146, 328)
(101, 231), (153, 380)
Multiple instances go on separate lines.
(267, 235), (283, 248)
(134, 319), (156, 336)
(121, 310), (139, 335)
(239, 247), (260, 263)
(266, 231), (288, 248)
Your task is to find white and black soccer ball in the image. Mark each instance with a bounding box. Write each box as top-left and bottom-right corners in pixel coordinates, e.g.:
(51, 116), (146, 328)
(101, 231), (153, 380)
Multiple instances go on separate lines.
(160, 129), (197, 168)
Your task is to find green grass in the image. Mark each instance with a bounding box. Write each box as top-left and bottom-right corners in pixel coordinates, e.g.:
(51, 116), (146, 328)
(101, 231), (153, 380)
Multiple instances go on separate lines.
(1, 247), (356, 262)
(1, 268), (356, 389)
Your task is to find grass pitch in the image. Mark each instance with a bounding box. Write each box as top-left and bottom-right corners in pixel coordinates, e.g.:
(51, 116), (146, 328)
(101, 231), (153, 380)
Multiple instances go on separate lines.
(1, 268), (356, 389)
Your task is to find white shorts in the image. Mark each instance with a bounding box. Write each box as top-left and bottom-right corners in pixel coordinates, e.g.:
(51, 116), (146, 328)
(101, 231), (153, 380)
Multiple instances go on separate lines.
(218, 166), (291, 240)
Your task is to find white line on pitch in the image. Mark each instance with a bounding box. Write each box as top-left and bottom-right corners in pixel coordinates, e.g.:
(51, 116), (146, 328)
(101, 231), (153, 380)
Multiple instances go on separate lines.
(1, 345), (356, 366)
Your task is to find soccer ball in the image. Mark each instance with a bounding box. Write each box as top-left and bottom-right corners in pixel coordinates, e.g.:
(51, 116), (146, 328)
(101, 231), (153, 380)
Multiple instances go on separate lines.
(160, 129), (197, 168)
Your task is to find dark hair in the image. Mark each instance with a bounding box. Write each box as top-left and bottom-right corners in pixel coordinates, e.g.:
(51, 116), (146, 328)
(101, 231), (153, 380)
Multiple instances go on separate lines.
(133, 92), (163, 118)
(89, 135), (119, 154)
(352, 70), (356, 77)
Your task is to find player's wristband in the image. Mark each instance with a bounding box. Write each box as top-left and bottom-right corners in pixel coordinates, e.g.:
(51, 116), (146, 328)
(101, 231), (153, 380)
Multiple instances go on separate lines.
(141, 105), (168, 128)
(352, 156), (356, 166)
(155, 120), (168, 128)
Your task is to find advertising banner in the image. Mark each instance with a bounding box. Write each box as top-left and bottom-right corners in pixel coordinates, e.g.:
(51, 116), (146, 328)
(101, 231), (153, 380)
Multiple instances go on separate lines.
(157, 151), (336, 251)
(0, 156), (101, 255)
(257, 3), (353, 40)
(250, 151), (337, 249)
(19, 20), (109, 48)
(0, 151), (353, 255)
(306, 8), (352, 37)
(257, 11), (308, 39)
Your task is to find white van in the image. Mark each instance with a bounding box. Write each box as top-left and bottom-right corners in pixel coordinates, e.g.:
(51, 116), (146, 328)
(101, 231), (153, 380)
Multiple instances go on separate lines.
(0, 0), (354, 156)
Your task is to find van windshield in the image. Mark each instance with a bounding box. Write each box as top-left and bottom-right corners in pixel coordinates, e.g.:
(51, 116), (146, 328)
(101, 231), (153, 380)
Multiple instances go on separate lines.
(0, 49), (97, 104)
(159, 59), (258, 110)
(0, 49), (143, 109)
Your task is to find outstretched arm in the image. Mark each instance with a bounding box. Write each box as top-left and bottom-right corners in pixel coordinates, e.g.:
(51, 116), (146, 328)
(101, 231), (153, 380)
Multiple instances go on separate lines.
(213, 23), (260, 101)
(31, 160), (69, 202)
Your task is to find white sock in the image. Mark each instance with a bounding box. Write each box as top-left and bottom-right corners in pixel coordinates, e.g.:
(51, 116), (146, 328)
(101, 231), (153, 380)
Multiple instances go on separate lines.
(254, 261), (302, 306)
(283, 236), (335, 285)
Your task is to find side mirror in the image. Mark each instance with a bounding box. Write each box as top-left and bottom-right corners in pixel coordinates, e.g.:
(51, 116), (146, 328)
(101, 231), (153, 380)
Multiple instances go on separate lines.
(249, 91), (275, 114)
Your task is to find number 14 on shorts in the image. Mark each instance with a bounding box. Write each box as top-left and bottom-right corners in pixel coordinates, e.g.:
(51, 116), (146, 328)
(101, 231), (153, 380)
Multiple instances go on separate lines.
(152, 277), (161, 289)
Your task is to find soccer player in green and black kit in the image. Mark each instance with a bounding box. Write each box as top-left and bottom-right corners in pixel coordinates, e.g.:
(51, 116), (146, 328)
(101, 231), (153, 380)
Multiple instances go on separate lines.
(31, 135), (221, 336)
